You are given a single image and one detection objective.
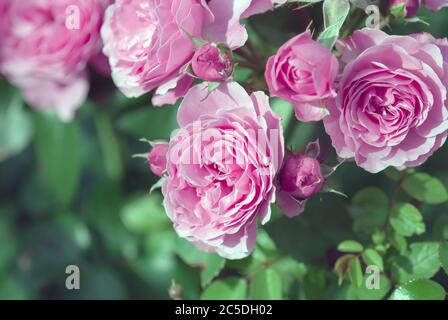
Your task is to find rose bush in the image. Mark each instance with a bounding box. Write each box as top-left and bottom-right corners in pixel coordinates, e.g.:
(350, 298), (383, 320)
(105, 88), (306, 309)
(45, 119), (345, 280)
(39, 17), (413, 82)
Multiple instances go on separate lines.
(2, 0), (448, 301)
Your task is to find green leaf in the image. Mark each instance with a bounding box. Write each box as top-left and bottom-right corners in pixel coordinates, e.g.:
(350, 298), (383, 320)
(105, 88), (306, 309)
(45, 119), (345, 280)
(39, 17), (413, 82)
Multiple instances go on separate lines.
(201, 278), (247, 300)
(287, 122), (317, 152)
(334, 254), (356, 285)
(318, 0), (350, 49)
(300, 267), (327, 300)
(439, 242), (448, 276)
(207, 81), (221, 93)
(362, 249), (384, 271)
(383, 167), (403, 181)
(372, 230), (386, 245)
(272, 257), (308, 283)
(256, 229), (279, 259)
(351, 187), (388, 233)
(389, 280), (446, 300)
(390, 203), (425, 237)
(346, 275), (391, 300)
(225, 247), (267, 272)
(174, 238), (225, 288)
(94, 111), (123, 180)
(348, 257), (363, 288)
(34, 112), (83, 207)
(390, 3), (406, 19)
(200, 254), (226, 288)
(390, 232), (408, 253)
(121, 194), (169, 234)
(0, 80), (33, 161)
(175, 238), (208, 266)
(434, 214), (448, 240)
(117, 104), (178, 141)
(54, 213), (91, 250)
(270, 98), (295, 131)
(402, 173), (448, 204)
(392, 242), (441, 284)
(250, 268), (283, 300)
(338, 240), (364, 253)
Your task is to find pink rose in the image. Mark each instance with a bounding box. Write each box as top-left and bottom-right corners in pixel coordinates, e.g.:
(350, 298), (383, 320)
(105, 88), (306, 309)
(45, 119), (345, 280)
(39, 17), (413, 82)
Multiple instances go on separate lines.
(0, 0), (109, 121)
(101, 0), (208, 105)
(191, 43), (233, 82)
(390, 0), (420, 17)
(148, 143), (169, 177)
(277, 141), (324, 217)
(324, 28), (448, 173)
(424, 0), (448, 11)
(101, 0), (283, 107)
(162, 82), (284, 259)
(265, 31), (339, 122)
(204, 0), (287, 49)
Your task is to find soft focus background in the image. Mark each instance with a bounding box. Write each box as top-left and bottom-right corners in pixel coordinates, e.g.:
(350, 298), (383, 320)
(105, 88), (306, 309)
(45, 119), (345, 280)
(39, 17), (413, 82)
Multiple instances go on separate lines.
(1, 4), (448, 300)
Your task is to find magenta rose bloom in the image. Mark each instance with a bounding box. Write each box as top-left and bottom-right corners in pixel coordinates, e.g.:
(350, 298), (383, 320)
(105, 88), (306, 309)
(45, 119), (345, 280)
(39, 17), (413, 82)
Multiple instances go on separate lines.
(101, 0), (284, 107)
(0, 0), (109, 121)
(148, 143), (169, 177)
(191, 43), (233, 82)
(265, 31), (339, 122)
(424, 0), (448, 11)
(277, 141), (324, 217)
(162, 82), (284, 259)
(324, 28), (448, 173)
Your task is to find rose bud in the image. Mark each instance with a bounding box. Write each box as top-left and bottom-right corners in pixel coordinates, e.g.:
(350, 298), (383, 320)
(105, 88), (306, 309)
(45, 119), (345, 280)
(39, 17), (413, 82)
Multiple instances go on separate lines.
(191, 43), (233, 82)
(390, 0), (420, 18)
(277, 141), (325, 218)
(280, 155), (324, 200)
(147, 143), (169, 177)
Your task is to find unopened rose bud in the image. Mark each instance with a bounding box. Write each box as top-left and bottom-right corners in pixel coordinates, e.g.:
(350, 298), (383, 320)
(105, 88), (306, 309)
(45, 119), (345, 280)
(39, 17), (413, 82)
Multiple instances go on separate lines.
(148, 143), (169, 177)
(191, 43), (233, 82)
(280, 155), (324, 200)
(390, 0), (420, 18)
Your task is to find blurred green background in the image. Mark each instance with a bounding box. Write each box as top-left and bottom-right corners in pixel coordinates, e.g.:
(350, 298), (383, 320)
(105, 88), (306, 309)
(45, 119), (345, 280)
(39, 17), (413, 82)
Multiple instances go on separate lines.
(1, 4), (448, 300)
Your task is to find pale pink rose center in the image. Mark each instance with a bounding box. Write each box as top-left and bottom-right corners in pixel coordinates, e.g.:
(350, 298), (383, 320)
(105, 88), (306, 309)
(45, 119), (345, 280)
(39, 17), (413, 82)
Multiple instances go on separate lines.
(113, 1), (159, 61)
(345, 68), (430, 146)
